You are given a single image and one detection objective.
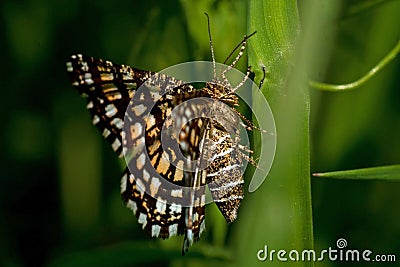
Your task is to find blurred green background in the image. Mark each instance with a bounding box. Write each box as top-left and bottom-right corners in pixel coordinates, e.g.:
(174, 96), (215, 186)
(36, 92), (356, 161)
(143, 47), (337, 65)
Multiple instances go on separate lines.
(1, 0), (399, 266)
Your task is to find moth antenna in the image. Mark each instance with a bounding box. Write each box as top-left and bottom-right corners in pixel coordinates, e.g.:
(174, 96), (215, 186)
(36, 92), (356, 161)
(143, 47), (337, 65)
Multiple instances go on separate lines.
(221, 31), (256, 87)
(205, 13), (217, 80)
(223, 31), (257, 65)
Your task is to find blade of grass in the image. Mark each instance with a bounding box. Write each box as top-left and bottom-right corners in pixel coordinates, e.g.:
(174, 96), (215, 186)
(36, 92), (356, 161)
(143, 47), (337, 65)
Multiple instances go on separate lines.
(313, 164), (400, 181)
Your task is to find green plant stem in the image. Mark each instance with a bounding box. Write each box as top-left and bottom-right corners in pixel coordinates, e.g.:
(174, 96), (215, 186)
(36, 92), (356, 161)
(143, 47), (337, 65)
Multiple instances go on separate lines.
(309, 39), (400, 92)
(231, 1), (322, 266)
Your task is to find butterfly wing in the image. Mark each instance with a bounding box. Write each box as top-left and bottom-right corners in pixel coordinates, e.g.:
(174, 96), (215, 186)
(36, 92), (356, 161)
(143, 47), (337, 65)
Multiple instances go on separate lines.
(206, 124), (244, 222)
(123, 90), (209, 253)
(66, 54), (157, 157)
(67, 55), (207, 251)
(66, 54), (250, 252)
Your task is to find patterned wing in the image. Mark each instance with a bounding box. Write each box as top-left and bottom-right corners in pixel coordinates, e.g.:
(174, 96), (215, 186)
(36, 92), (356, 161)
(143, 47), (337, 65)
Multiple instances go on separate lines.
(66, 54), (251, 253)
(67, 55), (207, 252)
(201, 82), (246, 222)
(206, 123), (244, 222)
(122, 90), (210, 253)
(66, 54), (157, 157)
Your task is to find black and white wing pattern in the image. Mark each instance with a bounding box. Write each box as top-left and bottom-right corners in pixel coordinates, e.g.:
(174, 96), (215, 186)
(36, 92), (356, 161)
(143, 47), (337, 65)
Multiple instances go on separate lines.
(66, 54), (156, 157)
(205, 123), (244, 222)
(66, 51), (252, 253)
(66, 55), (210, 253)
(122, 89), (211, 253)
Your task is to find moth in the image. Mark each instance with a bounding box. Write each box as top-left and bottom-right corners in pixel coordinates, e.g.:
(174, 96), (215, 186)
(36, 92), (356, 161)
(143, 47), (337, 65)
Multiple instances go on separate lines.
(66, 16), (258, 254)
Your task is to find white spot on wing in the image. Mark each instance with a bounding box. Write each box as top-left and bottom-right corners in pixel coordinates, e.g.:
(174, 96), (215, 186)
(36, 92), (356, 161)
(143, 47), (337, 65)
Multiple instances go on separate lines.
(171, 189), (183, 198)
(201, 194), (205, 205)
(169, 223), (178, 236)
(105, 103), (118, 117)
(143, 169), (150, 182)
(102, 128), (111, 138)
(86, 101), (94, 109)
(84, 73), (93, 85)
(92, 115), (100, 125)
(206, 164), (240, 177)
(136, 153), (145, 170)
(66, 62), (73, 72)
(184, 108), (192, 118)
(111, 118), (123, 129)
(127, 199), (137, 214)
(200, 220), (206, 235)
(193, 212), (199, 222)
(156, 198), (167, 214)
(112, 138), (121, 151)
(151, 224), (161, 237)
(81, 62), (89, 72)
(133, 104), (147, 116)
(150, 177), (161, 196)
(146, 115), (156, 130)
(185, 229), (193, 248)
(209, 147), (234, 162)
(170, 203), (182, 214)
(130, 122), (142, 140)
(138, 213), (147, 228)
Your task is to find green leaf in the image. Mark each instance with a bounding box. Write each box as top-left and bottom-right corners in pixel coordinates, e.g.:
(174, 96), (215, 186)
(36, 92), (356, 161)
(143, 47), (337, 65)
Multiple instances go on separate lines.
(313, 165), (400, 181)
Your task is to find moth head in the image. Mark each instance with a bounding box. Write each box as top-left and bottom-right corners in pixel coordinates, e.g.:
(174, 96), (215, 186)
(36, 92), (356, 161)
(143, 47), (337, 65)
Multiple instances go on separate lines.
(204, 82), (238, 106)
